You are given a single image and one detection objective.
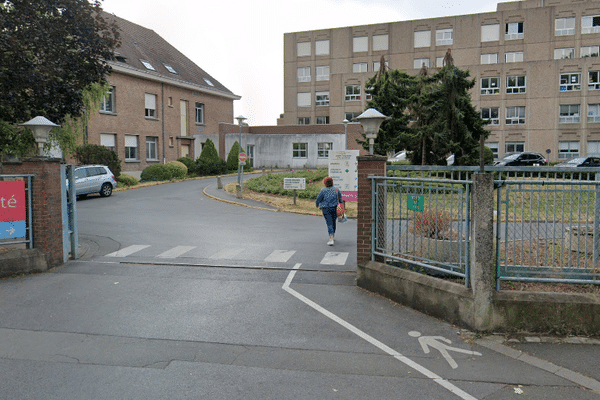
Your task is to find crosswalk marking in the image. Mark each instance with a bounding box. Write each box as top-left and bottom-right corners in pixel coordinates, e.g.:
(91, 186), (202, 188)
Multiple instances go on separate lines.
(106, 245), (151, 258)
(320, 252), (349, 265)
(209, 248), (244, 259)
(157, 246), (196, 258)
(264, 250), (296, 263)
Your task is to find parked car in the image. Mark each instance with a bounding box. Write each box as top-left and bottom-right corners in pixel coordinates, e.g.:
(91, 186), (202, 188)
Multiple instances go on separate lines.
(387, 151), (407, 162)
(70, 165), (117, 198)
(493, 152), (547, 166)
(555, 156), (600, 168)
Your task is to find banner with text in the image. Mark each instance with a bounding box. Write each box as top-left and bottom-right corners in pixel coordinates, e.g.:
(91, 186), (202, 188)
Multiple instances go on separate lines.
(0, 180), (26, 239)
(328, 150), (360, 201)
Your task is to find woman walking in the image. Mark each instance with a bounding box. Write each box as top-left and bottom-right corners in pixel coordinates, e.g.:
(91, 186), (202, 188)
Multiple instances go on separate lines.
(316, 177), (342, 245)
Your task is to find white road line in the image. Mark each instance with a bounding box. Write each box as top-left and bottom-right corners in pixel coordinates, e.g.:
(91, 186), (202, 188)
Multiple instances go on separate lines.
(320, 252), (349, 265)
(264, 250), (296, 263)
(209, 248), (244, 259)
(157, 246), (196, 259)
(105, 245), (150, 257)
(282, 263), (478, 400)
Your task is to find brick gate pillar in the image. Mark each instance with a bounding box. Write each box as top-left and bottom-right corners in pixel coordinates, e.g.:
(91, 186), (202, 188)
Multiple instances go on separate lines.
(356, 155), (387, 266)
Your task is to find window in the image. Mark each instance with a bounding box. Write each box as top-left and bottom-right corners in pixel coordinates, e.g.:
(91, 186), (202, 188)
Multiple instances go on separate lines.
(486, 142), (499, 158)
(588, 104), (600, 122)
(146, 137), (158, 160)
(316, 91), (330, 106)
(293, 142), (308, 158)
(581, 46), (599, 58)
(100, 133), (116, 152)
(315, 39), (329, 55)
(481, 24), (500, 42)
(353, 63), (368, 73)
(559, 104), (581, 123)
(414, 30), (431, 48)
(316, 116), (329, 125)
(373, 34), (389, 51)
(414, 58), (430, 69)
(505, 51), (524, 63)
(436, 57), (445, 68)
(506, 75), (526, 94)
(554, 48), (574, 59)
(316, 65), (330, 81)
(203, 78), (214, 87)
(481, 77), (500, 95)
(506, 142), (524, 153)
(481, 53), (498, 64)
(297, 117), (310, 125)
(559, 73), (581, 91)
(163, 63), (177, 74)
(140, 60), (155, 71)
(297, 92), (311, 107)
(297, 66), (311, 82)
(558, 141), (580, 159)
(481, 107), (499, 125)
(436, 28), (453, 45)
(589, 71), (600, 90)
(345, 112), (361, 121)
(145, 93), (157, 118)
(588, 141), (600, 156)
(555, 17), (575, 36)
(373, 61), (389, 71)
(506, 106), (526, 124)
(345, 85), (361, 101)
(353, 36), (368, 52)
(100, 86), (115, 113)
(582, 15), (600, 34)
(318, 142), (333, 157)
(125, 135), (138, 161)
(505, 22), (524, 40)
(297, 42), (310, 57)
(195, 102), (204, 124)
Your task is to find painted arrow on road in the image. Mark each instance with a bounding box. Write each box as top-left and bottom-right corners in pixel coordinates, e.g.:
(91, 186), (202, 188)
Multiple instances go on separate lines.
(409, 331), (482, 369)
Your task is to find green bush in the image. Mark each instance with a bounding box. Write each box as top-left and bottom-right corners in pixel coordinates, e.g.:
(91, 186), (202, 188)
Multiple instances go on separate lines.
(140, 164), (170, 181)
(165, 160), (188, 179)
(75, 144), (122, 177)
(177, 157), (194, 172)
(226, 141), (252, 171)
(190, 138), (227, 176)
(116, 174), (138, 187)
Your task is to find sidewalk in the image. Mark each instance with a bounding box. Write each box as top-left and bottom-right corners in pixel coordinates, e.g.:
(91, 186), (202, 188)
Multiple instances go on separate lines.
(202, 175), (279, 211)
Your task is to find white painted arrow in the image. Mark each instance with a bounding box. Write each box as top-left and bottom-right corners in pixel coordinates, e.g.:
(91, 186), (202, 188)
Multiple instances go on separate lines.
(409, 331), (482, 369)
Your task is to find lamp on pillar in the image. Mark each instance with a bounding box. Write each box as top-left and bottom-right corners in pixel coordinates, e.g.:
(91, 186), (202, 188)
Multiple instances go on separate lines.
(20, 116), (60, 156)
(355, 108), (389, 155)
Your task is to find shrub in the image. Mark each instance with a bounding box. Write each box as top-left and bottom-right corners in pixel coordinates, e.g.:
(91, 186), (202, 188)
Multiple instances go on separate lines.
(191, 138), (227, 176)
(140, 164), (171, 181)
(177, 157), (194, 172)
(75, 144), (122, 177)
(226, 141), (252, 171)
(165, 160), (187, 179)
(409, 208), (451, 239)
(116, 174), (138, 187)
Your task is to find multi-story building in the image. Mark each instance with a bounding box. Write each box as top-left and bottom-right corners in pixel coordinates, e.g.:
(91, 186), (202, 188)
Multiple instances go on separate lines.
(86, 13), (239, 175)
(283, 0), (600, 161)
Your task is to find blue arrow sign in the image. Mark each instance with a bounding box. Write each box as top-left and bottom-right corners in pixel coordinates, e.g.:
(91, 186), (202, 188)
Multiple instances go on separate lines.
(0, 221), (26, 239)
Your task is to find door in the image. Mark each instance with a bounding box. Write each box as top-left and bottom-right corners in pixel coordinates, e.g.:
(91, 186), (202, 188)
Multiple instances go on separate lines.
(180, 100), (188, 137)
(247, 145), (255, 168)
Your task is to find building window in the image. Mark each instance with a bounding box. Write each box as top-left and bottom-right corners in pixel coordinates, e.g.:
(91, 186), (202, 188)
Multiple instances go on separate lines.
(481, 107), (499, 125)
(581, 46), (599, 58)
(345, 85), (361, 101)
(554, 48), (574, 59)
(195, 102), (204, 124)
(125, 135), (138, 161)
(146, 137), (158, 160)
(414, 30), (431, 48)
(316, 91), (330, 106)
(353, 36), (368, 52)
(100, 133), (116, 152)
(555, 17), (575, 36)
(481, 24), (500, 42)
(414, 58), (430, 69)
(373, 34), (389, 51)
(486, 142), (499, 158)
(318, 142), (333, 157)
(582, 15), (600, 34)
(297, 117), (310, 125)
(316, 116), (329, 125)
(316, 65), (330, 81)
(589, 71), (600, 90)
(559, 104), (581, 123)
(345, 112), (361, 121)
(481, 77), (500, 95)
(481, 53), (498, 64)
(505, 51), (524, 63)
(297, 92), (311, 107)
(588, 104), (600, 123)
(559, 73), (581, 91)
(100, 86), (115, 113)
(293, 142), (308, 158)
(140, 60), (155, 71)
(315, 39), (329, 55)
(373, 61), (389, 71)
(353, 63), (368, 73)
(145, 93), (157, 118)
(163, 63), (177, 74)
(297, 42), (310, 57)
(505, 22), (524, 40)
(436, 28), (453, 45)
(558, 141), (580, 159)
(297, 66), (311, 82)
(506, 106), (526, 124)
(203, 78), (214, 87)
(506, 142), (524, 153)
(588, 141), (600, 156)
(436, 57), (445, 68)
(506, 75), (526, 94)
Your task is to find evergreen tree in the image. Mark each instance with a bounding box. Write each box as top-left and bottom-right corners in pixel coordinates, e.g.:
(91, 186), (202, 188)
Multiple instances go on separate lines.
(226, 141), (251, 171)
(198, 138), (221, 164)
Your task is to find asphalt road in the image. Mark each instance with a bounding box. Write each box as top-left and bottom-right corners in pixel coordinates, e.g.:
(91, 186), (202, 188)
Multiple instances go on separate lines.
(1, 174), (599, 399)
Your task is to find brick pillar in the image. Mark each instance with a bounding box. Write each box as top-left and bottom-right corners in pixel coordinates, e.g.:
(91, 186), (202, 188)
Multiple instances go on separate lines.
(3, 157), (64, 267)
(356, 155), (387, 266)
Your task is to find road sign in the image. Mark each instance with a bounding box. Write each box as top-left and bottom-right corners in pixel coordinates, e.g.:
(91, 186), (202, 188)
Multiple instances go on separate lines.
(0, 180), (26, 239)
(408, 194), (425, 212)
(283, 178), (305, 190)
(238, 152), (247, 162)
(328, 150), (360, 201)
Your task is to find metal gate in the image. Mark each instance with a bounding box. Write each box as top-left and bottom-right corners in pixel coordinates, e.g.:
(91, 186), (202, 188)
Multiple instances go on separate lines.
(61, 165), (78, 262)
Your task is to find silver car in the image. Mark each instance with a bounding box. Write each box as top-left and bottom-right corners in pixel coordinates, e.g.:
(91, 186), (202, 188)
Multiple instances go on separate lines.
(72, 165), (117, 198)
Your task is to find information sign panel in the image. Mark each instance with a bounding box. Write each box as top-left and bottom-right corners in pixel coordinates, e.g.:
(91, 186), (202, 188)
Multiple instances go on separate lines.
(0, 181), (26, 239)
(283, 178), (306, 190)
(328, 150), (360, 201)
(408, 194), (425, 212)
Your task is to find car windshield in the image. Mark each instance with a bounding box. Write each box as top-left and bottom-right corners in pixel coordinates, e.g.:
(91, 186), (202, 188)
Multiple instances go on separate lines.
(502, 153), (520, 160)
(566, 158), (585, 164)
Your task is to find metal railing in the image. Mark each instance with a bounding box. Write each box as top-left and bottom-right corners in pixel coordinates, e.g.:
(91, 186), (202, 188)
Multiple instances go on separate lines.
(0, 174), (34, 249)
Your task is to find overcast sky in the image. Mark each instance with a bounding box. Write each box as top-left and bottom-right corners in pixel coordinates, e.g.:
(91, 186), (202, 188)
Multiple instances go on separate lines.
(101, 0), (502, 126)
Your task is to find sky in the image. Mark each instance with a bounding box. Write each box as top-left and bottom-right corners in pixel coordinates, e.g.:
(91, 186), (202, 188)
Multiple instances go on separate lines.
(101, 0), (502, 126)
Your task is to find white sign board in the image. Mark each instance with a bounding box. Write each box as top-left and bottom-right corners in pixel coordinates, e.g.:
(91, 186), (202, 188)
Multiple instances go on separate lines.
(328, 150), (360, 201)
(283, 178), (306, 190)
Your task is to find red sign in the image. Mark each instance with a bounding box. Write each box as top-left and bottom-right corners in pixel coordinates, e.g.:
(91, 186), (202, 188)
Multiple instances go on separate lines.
(0, 181), (26, 222)
(238, 153), (248, 162)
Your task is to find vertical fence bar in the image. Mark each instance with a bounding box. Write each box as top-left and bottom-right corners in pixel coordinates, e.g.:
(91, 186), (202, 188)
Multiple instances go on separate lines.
(594, 174), (600, 267)
(27, 176), (33, 249)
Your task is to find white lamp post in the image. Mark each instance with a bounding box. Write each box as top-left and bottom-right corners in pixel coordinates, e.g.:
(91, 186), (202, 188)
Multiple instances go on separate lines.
(342, 118), (349, 150)
(355, 108), (389, 155)
(20, 116), (60, 156)
(235, 115), (246, 188)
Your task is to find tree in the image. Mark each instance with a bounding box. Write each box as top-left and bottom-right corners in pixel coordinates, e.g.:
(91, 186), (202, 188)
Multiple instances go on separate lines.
(226, 141), (251, 171)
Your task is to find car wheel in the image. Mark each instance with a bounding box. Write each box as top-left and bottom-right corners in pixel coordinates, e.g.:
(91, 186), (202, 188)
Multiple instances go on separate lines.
(100, 183), (113, 197)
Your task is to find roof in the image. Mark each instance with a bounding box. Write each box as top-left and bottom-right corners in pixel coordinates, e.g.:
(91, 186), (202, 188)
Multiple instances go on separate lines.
(103, 12), (240, 100)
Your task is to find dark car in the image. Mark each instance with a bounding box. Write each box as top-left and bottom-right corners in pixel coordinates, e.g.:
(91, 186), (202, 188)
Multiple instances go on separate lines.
(493, 152), (547, 166)
(555, 156), (600, 168)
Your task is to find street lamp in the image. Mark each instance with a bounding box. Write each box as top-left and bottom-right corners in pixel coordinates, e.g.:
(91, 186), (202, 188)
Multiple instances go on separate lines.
(355, 108), (389, 155)
(20, 116), (60, 156)
(342, 118), (349, 150)
(235, 115), (246, 188)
